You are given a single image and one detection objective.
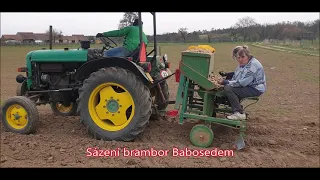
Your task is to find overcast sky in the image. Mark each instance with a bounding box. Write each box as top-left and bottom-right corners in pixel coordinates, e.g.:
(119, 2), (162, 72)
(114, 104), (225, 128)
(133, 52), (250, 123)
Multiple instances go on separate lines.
(1, 12), (319, 36)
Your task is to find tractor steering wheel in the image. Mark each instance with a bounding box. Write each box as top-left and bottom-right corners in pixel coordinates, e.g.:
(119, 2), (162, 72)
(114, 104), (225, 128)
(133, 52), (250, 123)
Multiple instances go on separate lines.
(100, 37), (118, 53)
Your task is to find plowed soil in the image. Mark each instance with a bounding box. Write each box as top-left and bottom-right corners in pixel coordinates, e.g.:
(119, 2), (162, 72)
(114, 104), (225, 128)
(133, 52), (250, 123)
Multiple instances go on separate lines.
(1, 44), (319, 167)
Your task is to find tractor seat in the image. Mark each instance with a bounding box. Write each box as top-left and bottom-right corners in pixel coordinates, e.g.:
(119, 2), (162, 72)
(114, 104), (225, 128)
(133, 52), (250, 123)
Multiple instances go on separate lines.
(126, 42), (147, 62)
(239, 96), (260, 104)
(243, 97), (259, 101)
(126, 46), (140, 60)
(239, 96), (260, 110)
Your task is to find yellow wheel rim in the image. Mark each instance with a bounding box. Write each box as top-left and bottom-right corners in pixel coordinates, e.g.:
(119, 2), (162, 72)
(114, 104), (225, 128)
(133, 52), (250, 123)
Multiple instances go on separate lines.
(56, 103), (73, 113)
(88, 82), (135, 131)
(6, 104), (28, 130)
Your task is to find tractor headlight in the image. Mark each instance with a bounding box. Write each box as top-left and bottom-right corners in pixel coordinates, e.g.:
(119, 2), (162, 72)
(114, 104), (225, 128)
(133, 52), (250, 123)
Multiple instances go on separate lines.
(163, 54), (168, 62)
(162, 54), (170, 68)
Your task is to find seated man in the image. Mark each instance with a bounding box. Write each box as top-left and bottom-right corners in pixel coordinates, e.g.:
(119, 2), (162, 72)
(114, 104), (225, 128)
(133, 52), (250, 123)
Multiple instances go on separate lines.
(219, 46), (267, 120)
(96, 19), (148, 57)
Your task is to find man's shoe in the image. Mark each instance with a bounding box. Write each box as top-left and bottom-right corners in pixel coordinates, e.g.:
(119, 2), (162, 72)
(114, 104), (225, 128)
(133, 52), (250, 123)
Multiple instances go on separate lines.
(227, 112), (246, 120)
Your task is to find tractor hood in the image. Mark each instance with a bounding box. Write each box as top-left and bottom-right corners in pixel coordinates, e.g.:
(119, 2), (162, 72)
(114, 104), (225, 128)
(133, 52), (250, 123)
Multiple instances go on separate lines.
(27, 48), (88, 62)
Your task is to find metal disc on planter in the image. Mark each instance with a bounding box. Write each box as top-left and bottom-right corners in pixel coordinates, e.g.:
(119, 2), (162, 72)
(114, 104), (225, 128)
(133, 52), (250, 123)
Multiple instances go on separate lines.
(189, 124), (214, 148)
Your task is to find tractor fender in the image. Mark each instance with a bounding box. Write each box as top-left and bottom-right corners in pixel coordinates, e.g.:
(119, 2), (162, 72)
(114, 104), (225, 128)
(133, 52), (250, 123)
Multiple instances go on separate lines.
(74, 57), (152, 85)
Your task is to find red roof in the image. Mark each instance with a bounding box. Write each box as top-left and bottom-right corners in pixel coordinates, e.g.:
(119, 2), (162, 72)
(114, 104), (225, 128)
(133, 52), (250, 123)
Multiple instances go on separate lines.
(65, 36), (77, 41)
(2, 32), (91, 42)
(72, 34), (88, 41)
(1, 35), (22, 41)
(34, 33), (48, 41)
(17, 32), (36, 40)
(59, 36), (68, 41)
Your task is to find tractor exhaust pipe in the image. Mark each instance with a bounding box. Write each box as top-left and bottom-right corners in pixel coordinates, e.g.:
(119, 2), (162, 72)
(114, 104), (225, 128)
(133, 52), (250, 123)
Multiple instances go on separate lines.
(153, 12), (157, 57)
(49, 25), (52, 49)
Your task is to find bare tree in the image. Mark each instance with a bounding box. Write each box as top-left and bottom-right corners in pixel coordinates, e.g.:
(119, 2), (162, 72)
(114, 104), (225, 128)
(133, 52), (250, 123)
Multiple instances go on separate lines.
(57, 30), (63, 41)
(118, 12), (138, 29)
(229, 25), (241, 41)
(178, 27), (188, 43)
(309, 19), (319, 44)
(254, 24), (266, 41)
(202, 29), (211, 43)
(235, 16), (258, 41)
(45, 28), (63, 43)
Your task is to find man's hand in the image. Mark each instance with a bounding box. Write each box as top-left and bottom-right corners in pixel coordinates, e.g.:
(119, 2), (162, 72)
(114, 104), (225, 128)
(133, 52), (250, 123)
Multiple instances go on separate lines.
(218, 79), (225, 85)
(219, 71), (227, 77)
(96, 33), (104, 38)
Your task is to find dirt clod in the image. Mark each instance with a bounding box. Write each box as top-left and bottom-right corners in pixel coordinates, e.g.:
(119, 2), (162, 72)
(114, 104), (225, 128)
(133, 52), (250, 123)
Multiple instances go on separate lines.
(267, 140), (277, 145)
(125, 159), (137, 165)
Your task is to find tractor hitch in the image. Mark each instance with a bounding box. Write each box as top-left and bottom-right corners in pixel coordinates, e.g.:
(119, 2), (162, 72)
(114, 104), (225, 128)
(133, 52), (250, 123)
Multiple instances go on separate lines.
(150, 72), (176, 89)
(166, 109), (179, 118)
(157, 83), (166, 104)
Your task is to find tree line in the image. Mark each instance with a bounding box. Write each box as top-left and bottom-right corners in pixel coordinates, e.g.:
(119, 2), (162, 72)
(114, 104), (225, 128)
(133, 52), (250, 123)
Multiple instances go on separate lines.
(118, 12), (319, 43)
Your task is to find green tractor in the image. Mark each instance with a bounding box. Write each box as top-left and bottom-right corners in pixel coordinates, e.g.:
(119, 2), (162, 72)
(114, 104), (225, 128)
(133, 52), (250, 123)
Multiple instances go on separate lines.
(2, 12), (173, 141)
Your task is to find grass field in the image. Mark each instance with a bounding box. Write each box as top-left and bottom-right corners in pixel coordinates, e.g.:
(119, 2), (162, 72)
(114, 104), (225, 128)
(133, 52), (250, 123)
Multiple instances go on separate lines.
(252, 39), (320, 57)
(1, 42), (319, 167)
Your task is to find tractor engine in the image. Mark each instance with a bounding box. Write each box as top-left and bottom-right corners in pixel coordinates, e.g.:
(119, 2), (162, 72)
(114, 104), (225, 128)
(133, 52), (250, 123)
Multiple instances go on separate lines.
(36, 63), (79, 104)
(21, 47), (89, 105)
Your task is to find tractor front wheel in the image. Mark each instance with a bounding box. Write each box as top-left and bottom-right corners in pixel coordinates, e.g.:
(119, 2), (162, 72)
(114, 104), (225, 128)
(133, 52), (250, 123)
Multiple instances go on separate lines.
(77, 67), (152, 141)
(1, 96), (39, 134)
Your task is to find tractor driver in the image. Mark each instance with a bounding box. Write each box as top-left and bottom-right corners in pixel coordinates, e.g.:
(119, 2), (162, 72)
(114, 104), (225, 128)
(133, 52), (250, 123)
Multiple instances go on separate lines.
(96, 19), (148, 57)
(218, 46), (267, 120)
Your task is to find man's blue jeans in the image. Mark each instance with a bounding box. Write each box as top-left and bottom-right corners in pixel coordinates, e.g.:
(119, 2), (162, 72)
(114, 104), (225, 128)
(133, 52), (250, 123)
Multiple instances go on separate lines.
(103, 47), (131, 57)
(224, 85), (263, 113)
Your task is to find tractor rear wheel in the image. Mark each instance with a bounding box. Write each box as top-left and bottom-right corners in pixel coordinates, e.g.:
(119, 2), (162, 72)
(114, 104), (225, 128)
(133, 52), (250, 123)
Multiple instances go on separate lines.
(1, 96), (39, 134)
(50, 102), (78, 116)
(77, 67), (152, 141)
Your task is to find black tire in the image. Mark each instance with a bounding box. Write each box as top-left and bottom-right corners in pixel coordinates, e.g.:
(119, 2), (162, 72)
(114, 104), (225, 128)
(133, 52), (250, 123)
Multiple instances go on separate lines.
(77, 67), (152, 141)
(16, 80), (28, 96)
(155, 80), (170, 110)
(50, 102), (78, 116)
(1, 96), (39, 134)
